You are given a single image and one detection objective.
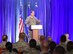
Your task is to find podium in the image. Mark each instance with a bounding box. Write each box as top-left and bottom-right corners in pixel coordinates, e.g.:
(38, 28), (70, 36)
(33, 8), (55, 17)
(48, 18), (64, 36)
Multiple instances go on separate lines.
(31, 25), (43, 41)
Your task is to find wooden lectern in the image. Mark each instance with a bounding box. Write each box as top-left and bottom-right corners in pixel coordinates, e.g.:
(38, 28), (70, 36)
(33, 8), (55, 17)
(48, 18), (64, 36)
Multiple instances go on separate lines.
(31, 25), (42, 41)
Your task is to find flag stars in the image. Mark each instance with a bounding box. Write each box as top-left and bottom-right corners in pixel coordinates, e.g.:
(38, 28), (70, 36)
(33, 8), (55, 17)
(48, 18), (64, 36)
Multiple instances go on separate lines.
(28, 2), (30, 8)
(35, 2), (38, 7)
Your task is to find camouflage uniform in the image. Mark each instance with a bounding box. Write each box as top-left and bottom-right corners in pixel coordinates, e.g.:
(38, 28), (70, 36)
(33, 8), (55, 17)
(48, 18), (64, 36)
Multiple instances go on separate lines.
(59, 42), (66, 51)
(29, 48), (40, 54)
(66, 50), (73, 54)
(2, 51), (17, 54)
(25, 16), (40, 40)
(0, 41), (7, 48)
(13, 41), (30, 54)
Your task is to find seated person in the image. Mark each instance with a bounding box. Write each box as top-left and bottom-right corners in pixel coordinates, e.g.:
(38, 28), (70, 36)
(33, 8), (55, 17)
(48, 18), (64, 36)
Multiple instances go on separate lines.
(2, 42), (17, 54)
(64, 33), (71, 44)
(36, 35), (46, 51)
(53, 46), (66, 54)
(48, 41), (56, 54)
(40, 41), (49, 54)
(0, 35), (8, 48)
(13, 32), (30, 54)
(29, 39), (40, 54)
(37, 35), (46, 46)
(66, 41), (73, 54)
(59, 35), (66, 50)
(47, 36), (52, 45)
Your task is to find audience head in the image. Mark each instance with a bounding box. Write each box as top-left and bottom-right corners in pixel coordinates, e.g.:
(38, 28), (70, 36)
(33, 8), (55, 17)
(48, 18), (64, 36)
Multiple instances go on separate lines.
(64, 33), (69, 40)
(39, 35), (46, 42)
(60, 35), (66, 43)
(6, 42), (12, 52)
(19, 32), (26, 40)
(2, 35), (8, 41)
(49, 41), (56, 51)
(53, 46), (65, 54)
(48, 36), (52, 42)
(29, 39), (36, 48)
(67, 41), (73, 51)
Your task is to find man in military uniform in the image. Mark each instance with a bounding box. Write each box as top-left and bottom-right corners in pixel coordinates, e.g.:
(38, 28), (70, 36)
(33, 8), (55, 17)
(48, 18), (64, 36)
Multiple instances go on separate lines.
(13, 32), (30, 54)
(29, 39), (40, 54)
(25, 10), (40, 40)
(2, 42), (17, 54)
(0, 35), (8, 48)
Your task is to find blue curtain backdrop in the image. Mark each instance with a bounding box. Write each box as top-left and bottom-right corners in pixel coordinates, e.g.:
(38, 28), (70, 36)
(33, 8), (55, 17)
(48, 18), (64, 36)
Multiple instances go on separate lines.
(0, 0), (73, 43)
(0, 0), (16, 43)
(51, 0), (73, 43)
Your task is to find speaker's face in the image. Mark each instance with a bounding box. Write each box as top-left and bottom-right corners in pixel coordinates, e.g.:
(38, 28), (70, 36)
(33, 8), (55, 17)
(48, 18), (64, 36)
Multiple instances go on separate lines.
(31, 11), (35, 17)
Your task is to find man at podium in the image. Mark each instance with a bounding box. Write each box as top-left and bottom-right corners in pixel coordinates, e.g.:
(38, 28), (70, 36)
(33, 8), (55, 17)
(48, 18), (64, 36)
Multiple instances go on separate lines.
(25, 10), (40, 39)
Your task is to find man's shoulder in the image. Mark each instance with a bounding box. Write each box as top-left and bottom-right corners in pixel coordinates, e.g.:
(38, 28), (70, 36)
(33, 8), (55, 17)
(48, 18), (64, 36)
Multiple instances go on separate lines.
(0, 41), (6, 44)
(14, 41), (28, 46)
(0, 42), (6, 48)
(13, 41), (29, 50)
(27, 16), (31, 18)
(31, 48), (39, 53)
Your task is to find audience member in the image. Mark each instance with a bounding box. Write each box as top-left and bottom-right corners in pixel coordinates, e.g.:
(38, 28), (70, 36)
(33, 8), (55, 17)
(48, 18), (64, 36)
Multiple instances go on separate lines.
(38, 35), (46, 45)
(64, 33), (71, 44)
(53, 46), (66, 54)
(59, 35), (66, 50)
(40, 41), (49, 54)
(29, 39), (40, 54)
(47, 36), (52, 45)
(66, 41), (73, 54)
(48, 41), (56, 54)
(0, 35), (8, 48)
(2, 42), (17, 54)
(13, 32), (30, 54)
(36, 35), (46, 51)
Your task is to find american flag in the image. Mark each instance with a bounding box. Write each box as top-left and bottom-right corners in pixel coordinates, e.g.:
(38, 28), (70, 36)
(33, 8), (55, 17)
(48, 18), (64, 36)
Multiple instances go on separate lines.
(19, 1), (24, 33)
(19, 16), (24, 33)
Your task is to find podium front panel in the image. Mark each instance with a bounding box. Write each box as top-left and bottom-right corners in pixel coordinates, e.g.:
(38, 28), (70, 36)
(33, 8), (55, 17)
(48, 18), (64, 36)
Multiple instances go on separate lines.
(33, 29), (39, 41)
